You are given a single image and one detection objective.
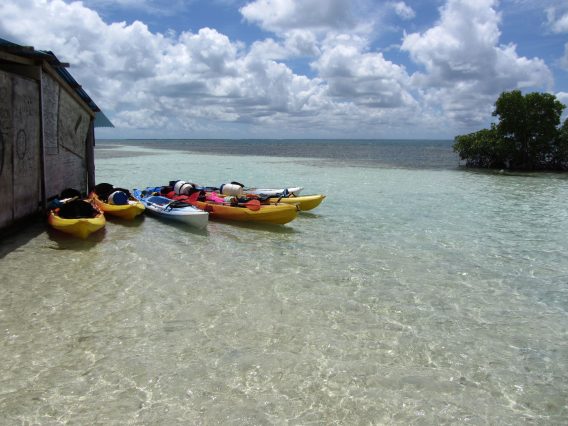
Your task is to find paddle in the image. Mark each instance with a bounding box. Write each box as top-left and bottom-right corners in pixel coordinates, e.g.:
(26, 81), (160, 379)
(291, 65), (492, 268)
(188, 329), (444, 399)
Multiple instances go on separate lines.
(239, 199), (261, 211)
(215, 199), (261, 211)
(217, 199), (261, 211)
(61, 196), (80, 204)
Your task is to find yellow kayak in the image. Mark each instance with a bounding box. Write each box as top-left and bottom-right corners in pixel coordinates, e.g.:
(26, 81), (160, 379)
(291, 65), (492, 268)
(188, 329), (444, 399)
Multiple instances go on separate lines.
(263, 194), (326, 211)
(201, 189), (326, 212)
(90, 193), (145, 220)
(193, 200), (298, 224)
(48, 208), (106, 239)
(171, 181), (325, 212)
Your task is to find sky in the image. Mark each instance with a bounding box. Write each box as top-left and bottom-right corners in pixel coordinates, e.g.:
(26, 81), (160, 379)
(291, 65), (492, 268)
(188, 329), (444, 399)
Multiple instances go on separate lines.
(1, 0), (567, 140)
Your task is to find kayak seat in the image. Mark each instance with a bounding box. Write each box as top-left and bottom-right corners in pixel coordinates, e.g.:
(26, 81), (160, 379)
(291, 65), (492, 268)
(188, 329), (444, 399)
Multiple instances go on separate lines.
(58, 199), (98, 219)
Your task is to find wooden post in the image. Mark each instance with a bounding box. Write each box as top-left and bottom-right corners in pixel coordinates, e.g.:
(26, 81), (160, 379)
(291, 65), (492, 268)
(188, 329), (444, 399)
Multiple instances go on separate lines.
(86, 119), (95, 192)
(38, 65), (47, 211)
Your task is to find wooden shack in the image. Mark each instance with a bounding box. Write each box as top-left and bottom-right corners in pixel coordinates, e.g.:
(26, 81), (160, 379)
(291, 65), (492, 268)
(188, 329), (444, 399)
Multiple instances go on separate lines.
(0, 38), (112, 232)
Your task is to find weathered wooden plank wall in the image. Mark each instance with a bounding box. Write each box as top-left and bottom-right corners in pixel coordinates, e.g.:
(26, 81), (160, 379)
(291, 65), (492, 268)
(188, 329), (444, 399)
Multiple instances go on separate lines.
(43, 72), (90, 199)
(0, 71), (14, 229)
(12, 73), (41, 220)
(0, 67), (92, 231)
(0, 70), (41, 229)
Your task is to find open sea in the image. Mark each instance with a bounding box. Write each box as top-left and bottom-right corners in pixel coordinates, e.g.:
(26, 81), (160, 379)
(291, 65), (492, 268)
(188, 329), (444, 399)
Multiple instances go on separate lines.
(1, 139), (567, 424)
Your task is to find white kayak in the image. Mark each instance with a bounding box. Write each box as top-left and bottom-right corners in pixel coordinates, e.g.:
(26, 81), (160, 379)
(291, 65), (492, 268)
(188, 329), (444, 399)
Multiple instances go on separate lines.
(134, 191), (208, 229)
(240, 187), (303, 197)
(171, 181), (303, 198)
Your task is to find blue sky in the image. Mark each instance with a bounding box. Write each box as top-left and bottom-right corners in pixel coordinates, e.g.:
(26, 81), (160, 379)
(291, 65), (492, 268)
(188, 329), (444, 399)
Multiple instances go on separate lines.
(1, 0), (567, 139)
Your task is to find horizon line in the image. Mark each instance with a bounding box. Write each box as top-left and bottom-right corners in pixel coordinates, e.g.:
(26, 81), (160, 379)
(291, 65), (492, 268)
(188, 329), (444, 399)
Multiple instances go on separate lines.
(96, 137), (454, 141)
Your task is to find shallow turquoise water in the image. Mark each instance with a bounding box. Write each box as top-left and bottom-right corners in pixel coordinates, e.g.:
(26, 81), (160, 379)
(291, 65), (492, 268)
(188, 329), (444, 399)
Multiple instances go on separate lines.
(1, 144), (567, 424)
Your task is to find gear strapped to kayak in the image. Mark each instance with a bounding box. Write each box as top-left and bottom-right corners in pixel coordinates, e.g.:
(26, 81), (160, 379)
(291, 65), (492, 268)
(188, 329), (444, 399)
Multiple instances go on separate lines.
(167, 179), (324, 210)
(47, 188), (106, 239)
(148, 183), (298, 224)
(89, 183), (145, 220)
(164, 200), (192, 210)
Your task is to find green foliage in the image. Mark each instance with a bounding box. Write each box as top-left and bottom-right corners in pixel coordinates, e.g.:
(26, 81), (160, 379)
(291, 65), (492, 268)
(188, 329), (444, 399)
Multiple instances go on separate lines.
(556, 118), (568, 166)
(454, 90), (568, 170)
(454, 126), (504, 168)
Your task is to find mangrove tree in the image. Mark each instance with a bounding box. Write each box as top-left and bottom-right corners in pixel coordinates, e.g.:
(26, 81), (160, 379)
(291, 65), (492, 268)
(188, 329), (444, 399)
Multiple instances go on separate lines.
(453, 90), (568, 170)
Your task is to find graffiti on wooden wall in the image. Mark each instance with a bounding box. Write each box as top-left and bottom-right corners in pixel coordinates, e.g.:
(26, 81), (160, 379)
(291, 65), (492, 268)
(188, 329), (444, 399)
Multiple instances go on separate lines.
(14, 128), (36, 177)
(15, 128), (26, 160)
(11, 75), (40, 221)
(58, 89), (89, 159)
(13, 92), (38, 179)
(42, 75), (90, 198)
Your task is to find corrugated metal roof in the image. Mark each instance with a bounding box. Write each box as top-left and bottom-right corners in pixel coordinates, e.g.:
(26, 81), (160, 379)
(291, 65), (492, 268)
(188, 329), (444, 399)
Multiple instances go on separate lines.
(0, 37), (113, 128)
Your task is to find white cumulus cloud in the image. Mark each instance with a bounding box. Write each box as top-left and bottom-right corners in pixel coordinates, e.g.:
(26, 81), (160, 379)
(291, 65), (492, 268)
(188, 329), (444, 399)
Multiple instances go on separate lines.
(0, 0), (330, 136)
(401, 0), (553, 126)
(313, 34), (413, 109)
(546, 7), (568, 33)
(546, 6), (568, 71)
(240, 0), (356, 34)
(0, 0), (560, 138)
(391, 1), (415, 20)
(248, 30), (320, 61)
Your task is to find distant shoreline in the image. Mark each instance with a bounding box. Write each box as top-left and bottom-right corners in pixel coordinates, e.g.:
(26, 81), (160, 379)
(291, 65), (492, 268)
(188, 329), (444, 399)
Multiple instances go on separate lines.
(97, 138), (454, 143)
(95, 138), (459, 170)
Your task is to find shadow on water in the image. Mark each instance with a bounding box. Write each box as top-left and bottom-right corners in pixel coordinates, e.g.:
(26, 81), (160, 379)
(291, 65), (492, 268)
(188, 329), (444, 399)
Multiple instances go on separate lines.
(105, 214), (146, 227)
(0, 219), (45, 259)
(143, 215), (209, 236)
(46, 227), (106, 250)
(212, 219), (299, 234)
(297, 212), (323, 219)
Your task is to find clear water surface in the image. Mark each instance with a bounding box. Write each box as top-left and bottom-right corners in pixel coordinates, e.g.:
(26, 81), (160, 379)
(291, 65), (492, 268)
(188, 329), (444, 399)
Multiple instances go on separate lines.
(1, 139), (567, 424)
